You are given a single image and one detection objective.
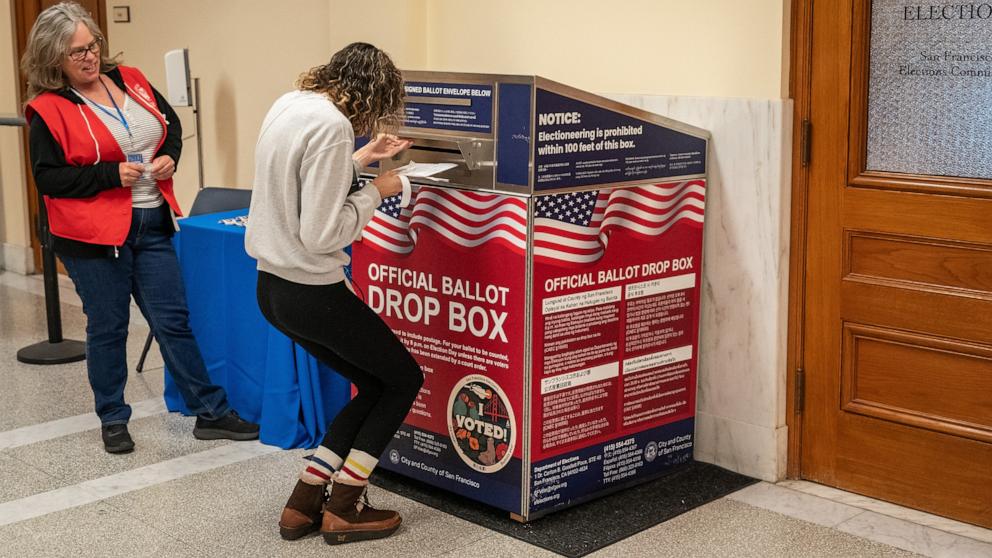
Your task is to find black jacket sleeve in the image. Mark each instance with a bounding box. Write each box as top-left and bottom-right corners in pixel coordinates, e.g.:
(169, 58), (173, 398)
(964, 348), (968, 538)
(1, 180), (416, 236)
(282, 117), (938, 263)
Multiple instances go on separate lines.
(29, 115), (123, 198)
(152, 85), (182, 165)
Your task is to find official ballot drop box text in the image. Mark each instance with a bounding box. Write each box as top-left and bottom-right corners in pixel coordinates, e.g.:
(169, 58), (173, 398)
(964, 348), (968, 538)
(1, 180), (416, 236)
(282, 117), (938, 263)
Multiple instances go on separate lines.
(350, 71), (709, 520)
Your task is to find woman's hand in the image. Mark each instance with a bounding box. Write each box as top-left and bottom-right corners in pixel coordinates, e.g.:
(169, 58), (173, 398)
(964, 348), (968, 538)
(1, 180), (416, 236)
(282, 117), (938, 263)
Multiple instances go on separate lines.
(118, 162), (145, 188)
(149, 155), (176, 181)
(353, 134), (413, 167)
(371, 169), (403, 199)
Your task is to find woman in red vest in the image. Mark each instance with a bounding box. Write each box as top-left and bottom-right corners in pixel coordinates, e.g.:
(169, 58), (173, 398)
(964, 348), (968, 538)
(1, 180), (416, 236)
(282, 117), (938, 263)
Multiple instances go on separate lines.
(21, 1), (258, 453)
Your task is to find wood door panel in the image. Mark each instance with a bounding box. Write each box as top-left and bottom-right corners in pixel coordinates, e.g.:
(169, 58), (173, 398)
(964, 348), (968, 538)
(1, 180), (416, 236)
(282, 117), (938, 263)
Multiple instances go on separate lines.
(842, 323), (992, 442)
(847, 232), (992, 294)
(844, 188), (992, 245)
(841, 281), (992, 341)
(850, 171), (992, 199)
(835, 414), (992, 528)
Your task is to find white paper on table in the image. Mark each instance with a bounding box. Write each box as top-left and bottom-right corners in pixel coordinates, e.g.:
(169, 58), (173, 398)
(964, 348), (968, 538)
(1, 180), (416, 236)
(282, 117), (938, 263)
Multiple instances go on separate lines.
(398, 175), (412, 208)
(393, 161), (457, 178)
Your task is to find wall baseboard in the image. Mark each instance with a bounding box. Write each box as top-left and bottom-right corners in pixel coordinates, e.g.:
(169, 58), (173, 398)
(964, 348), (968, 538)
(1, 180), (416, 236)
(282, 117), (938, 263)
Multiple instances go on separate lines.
(1, 243), (35, 275)
(694, 412), (787, 482)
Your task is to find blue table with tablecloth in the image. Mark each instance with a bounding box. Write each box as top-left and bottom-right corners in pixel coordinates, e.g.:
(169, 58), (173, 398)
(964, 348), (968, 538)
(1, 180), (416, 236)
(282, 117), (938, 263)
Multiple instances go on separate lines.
(163, 209), (350, 449)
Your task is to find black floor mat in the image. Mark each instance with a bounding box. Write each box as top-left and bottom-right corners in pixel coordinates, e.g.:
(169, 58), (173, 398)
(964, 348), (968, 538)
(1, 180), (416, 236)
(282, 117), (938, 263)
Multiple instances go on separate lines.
(371, 460), (758, 557)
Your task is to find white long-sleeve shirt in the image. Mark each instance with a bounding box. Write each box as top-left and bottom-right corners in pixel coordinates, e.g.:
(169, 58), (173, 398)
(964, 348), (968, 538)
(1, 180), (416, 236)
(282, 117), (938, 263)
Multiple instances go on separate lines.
(246, 90), (381, 285)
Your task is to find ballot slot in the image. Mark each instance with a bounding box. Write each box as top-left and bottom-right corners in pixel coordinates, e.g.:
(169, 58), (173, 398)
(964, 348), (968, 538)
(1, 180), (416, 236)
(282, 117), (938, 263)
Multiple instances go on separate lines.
(404, 96), (472, 107)
(382, 129), (496, 190)
(373, 74), (502, 190)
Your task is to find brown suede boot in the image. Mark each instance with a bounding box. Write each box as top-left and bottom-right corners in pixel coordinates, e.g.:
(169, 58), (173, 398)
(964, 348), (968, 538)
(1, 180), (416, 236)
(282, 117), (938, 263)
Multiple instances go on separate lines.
(320, 480), (401, 545)
(279, 480), (326, 540)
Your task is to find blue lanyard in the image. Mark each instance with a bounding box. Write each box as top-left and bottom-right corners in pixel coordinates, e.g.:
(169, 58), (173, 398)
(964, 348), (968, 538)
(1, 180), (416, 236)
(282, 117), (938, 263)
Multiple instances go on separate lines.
(79, 78), (131, 138)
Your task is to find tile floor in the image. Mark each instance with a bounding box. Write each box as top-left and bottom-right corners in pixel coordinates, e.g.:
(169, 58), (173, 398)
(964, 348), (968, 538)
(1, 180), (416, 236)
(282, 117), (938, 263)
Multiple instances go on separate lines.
(0, 271), (989, 557)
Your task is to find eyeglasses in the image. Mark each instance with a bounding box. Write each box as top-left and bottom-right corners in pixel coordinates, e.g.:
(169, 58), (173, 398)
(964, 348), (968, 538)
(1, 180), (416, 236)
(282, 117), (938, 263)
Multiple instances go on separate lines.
(67, 39), (100, 62)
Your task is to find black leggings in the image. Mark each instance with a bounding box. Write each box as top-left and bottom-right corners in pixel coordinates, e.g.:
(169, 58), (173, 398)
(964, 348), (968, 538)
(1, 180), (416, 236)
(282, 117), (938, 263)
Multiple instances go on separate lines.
(256, 271), (423, 458)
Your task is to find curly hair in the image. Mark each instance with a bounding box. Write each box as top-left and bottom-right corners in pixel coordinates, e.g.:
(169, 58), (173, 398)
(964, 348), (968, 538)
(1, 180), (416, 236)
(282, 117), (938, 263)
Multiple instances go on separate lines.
(297, 43), (404, 137)
(21, 1), (119, 100)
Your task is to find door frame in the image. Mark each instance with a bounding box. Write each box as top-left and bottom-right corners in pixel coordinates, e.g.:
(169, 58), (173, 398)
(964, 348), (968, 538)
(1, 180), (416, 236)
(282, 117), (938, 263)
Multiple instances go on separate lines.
(786, 0), (813, 479)
(13, 0), (108, 273)
(786, 0), (992, 481)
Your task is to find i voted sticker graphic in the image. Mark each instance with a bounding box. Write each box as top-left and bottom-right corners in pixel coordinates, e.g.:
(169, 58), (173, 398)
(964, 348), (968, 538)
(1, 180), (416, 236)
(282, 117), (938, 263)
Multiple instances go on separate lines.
(447, 374), (515, 473)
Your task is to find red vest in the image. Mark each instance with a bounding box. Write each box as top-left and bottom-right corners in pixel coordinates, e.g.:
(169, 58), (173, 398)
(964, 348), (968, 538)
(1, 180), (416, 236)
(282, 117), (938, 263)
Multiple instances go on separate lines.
(25, 66), (183, 246)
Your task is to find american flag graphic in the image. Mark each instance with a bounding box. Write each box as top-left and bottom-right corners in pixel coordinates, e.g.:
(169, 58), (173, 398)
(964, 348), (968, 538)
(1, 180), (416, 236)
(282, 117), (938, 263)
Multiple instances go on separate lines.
(361, 187), (528, 255)
(360, 180), (705, 265)
(535, 179), (706, 264)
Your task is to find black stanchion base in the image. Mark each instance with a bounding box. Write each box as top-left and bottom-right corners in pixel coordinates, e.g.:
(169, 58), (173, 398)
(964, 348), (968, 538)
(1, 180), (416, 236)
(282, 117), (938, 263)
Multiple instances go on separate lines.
(16, 339), (86, 365)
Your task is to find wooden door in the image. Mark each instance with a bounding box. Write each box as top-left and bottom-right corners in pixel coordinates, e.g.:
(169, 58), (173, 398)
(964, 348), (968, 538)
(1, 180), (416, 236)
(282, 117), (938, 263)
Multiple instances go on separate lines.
(14, 0), (107, 272)
(794, 0), (992, 528)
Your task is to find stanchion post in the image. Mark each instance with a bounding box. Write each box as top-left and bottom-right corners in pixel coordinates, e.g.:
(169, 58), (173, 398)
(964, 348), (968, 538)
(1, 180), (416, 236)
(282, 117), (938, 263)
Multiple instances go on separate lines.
(193, 77), (204, 190)
(7, 113), (86, 365)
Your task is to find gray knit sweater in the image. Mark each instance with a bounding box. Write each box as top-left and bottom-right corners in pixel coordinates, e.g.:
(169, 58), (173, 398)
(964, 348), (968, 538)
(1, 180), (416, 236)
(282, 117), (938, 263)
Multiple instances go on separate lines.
(246, 90), (381, 285)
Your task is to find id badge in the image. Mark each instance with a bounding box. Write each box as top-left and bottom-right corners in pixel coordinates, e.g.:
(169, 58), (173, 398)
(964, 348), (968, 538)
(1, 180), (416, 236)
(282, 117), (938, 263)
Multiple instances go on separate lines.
(126, 153), (151, 179)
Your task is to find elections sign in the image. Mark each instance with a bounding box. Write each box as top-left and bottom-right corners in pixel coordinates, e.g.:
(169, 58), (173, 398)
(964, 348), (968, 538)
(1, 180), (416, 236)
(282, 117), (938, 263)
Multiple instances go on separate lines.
(867, 0), (992, 179)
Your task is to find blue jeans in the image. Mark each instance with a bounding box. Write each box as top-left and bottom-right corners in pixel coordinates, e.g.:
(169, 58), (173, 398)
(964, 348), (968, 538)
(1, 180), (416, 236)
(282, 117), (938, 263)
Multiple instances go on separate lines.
(60, 206), (231, 425)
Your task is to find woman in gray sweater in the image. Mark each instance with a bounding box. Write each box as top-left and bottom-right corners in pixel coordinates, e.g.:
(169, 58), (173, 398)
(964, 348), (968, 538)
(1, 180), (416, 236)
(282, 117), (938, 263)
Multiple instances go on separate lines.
(246, 43), (421, 545)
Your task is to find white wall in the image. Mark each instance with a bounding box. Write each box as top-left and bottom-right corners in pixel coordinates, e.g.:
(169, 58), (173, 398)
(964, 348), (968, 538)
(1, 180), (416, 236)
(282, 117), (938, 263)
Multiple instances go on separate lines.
(102, 0), (788, 213)
(328, 0), (428, 68)
(104, 0), (333, 212)
(103, 0), (429, 213)
(2, 0), (789, 257)
(425, 0), (790, 99)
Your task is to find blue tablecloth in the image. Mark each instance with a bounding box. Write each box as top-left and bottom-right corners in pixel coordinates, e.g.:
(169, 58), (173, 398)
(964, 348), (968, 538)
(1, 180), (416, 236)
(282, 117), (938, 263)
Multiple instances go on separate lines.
(163, 209), (350, 449)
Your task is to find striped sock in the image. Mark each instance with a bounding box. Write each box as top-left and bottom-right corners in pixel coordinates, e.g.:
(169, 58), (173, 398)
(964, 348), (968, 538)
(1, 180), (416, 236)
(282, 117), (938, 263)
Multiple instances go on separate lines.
(300, 446), (344, 485)
(338, 449), (378, 484)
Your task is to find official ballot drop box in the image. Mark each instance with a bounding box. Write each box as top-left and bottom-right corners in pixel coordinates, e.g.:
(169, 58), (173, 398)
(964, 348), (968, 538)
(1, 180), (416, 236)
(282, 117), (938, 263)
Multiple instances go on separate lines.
(350, 71), (709, 520)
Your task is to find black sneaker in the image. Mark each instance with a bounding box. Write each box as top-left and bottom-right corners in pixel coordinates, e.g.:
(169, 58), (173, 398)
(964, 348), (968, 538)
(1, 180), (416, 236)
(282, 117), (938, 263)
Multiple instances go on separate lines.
(193, 410), (259, 441)
(102, 423), (135, 454)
